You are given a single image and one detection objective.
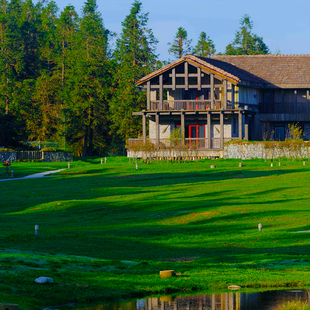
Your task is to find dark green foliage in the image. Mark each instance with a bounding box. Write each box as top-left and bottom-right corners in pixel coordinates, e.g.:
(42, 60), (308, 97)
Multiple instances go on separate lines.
(225, 14), (269, 55)
(0, 0), (160, 155)
(64, 0), (111, 156)
(0, 114), (25, 146)
(109, 1), (158, 142)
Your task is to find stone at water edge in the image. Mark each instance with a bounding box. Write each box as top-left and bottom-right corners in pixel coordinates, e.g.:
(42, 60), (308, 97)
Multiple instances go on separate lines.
(228, 285), (241, 290)
(34, 276), (54, 284)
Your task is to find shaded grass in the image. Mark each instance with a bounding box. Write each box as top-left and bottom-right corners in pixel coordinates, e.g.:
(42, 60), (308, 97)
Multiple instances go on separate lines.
(2, 157), (310, 309)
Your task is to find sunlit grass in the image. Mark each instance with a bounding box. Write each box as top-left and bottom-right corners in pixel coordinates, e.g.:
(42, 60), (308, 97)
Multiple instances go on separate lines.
(2, 157), (310, 309)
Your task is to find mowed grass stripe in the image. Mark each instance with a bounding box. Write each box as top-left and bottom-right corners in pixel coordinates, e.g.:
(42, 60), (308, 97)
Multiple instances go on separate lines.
(1, 157), (310, 309)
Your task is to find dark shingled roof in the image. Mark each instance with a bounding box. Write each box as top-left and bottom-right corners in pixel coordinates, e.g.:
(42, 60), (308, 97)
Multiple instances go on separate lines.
(136, 54), (310, 88)
(210, 54), (310, 88)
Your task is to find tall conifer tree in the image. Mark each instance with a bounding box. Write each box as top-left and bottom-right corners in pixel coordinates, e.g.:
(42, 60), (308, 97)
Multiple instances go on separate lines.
(193, 32), (215, 57)
(110, 0), (157, 143)
(225, 15), (269, 55)
(168, 27), (192, 59)
(0, 0), (25, 115)
(27, 1), (61, 141)
(65, 0), (111, 156)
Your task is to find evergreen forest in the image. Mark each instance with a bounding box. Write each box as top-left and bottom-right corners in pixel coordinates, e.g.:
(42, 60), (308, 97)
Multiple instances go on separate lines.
(0, 0), (269, 156)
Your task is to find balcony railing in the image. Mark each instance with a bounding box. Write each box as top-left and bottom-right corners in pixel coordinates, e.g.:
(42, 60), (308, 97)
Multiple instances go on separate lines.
(259, 102), (310, 114)
(150, 100), (233, 111)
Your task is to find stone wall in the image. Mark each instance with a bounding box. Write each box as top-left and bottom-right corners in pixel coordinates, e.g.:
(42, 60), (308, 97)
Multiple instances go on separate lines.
(42, 151), (73, 162)
(0, 151), (72, 162)
(224, 141), (310, 159)
(0, 152), (17, 162)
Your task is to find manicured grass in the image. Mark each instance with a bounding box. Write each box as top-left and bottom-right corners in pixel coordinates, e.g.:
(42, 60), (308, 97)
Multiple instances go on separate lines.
(2, 157), (310, 309)
(0, 161), (68, 179)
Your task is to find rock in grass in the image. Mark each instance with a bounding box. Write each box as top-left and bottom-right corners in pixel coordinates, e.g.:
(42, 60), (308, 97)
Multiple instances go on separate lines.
(160, 270), (175, 278)
(34, 276), (54, 284)
(228, 285), (241, 290)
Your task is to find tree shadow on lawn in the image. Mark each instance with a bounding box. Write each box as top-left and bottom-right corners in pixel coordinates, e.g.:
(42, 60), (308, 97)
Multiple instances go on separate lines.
(1, 205), (309, 261)
(104, 168), (302, 187)
(1, 220), (309, 263)
(2, 172), (308, 228)
(4, 184), (304, 220)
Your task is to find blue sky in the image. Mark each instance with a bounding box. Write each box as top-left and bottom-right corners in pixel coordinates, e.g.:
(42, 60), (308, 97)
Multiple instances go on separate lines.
(48, 0), (310, 60)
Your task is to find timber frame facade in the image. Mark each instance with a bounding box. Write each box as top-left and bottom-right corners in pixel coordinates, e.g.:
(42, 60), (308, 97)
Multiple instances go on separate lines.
(128, 54), (310, 157)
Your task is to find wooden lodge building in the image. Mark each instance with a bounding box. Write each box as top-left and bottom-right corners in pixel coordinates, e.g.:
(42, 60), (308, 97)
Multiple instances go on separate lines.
(128, 54), (310, 157)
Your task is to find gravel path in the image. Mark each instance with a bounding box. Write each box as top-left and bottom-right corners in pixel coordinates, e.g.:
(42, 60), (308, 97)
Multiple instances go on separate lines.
(0, 169), (65, 182)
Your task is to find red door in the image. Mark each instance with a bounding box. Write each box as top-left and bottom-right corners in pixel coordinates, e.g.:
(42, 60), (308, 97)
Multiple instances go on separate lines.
(189, 125), (205, 148)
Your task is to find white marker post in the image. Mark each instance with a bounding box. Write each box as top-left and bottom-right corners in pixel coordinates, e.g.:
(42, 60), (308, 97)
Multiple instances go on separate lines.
(35, 225), (39, 236)
(105, 157), (107, 164)
(101, 158), (103, 164)
(68, 162), (70, 169)
(258, 223), (262, 231)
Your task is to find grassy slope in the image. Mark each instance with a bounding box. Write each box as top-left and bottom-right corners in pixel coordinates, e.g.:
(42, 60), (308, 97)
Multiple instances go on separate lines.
(1, 157), (310, 309)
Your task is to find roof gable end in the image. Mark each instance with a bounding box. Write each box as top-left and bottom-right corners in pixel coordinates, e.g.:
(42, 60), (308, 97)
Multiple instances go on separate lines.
(136, 55), (241, 86)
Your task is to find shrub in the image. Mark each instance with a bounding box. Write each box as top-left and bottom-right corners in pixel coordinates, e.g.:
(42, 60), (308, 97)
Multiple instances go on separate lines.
(41, 147), (57, 152)
(0, 148), (15, 152)
(279, 300), (310, 310)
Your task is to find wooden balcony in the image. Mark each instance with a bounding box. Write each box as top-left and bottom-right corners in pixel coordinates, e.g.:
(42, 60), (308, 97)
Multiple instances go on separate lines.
(150, 100), (233, 111)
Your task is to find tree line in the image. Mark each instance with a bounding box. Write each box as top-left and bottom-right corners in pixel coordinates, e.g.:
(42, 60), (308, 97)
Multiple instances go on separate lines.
(0, 0), (269, 156)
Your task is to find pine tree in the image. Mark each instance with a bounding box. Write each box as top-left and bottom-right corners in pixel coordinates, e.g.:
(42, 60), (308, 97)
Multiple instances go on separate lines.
(225, 14), (269, 55)
(193, 32), (215, 57)
(168, 27), (192, 59)
(0, 0), (25, 115)
(109, 0), (158, 144)
(65, 0), (111, 156)
(24, 0), (62, 142)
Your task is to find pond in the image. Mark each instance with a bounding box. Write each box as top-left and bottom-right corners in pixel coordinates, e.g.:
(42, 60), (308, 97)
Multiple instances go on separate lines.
(63, 289), (310, 310)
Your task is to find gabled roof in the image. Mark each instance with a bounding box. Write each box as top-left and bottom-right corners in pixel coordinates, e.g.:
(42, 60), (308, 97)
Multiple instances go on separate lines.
(210, 54), (310, 88)
(136, 54), (310, 89)
(136, 55), (242, 86)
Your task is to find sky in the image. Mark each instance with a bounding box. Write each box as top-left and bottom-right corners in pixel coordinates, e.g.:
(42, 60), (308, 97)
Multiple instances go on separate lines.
(44, 0), (310, 61)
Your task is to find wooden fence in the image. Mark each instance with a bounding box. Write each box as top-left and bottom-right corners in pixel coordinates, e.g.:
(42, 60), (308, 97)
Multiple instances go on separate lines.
(16, 151), (43, 160)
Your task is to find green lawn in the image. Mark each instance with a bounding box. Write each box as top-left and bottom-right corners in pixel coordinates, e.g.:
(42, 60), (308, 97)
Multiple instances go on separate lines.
(2, 157), (310, 309)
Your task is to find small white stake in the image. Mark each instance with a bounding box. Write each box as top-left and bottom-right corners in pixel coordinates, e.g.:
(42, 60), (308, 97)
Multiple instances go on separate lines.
(101, 158), (103, 164)
(239, 163), (242, 168)
(105, 157), (107, 163)
(303, 161), (306, 166)
(258, 223), (262, 231)
(35, 225), (39, 236)
(271, 163), (273, 167)
(136, 163), (138, 170)
(279, 162), (281, 166)
(68, 162), (70, 169)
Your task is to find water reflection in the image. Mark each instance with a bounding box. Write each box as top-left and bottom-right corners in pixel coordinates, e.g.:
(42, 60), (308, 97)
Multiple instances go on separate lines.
(74, 289), (310, 310)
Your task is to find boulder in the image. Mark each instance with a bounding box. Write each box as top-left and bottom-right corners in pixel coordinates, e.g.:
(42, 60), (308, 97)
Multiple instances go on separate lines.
(34, 277), (54, 284)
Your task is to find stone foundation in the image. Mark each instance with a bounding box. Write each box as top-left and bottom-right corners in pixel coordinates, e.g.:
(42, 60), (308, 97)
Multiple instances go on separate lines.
(224, 141), (310, 159)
